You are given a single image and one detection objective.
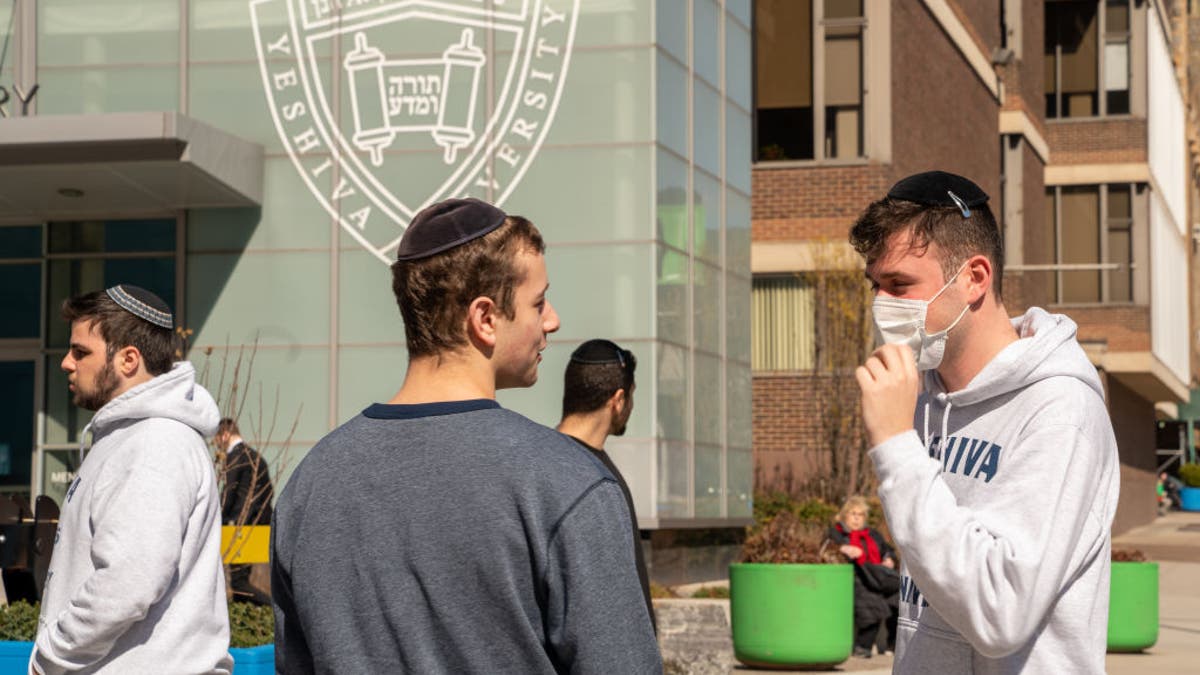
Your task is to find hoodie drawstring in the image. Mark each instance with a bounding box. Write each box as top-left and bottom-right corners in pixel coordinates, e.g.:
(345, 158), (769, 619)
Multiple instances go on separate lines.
(920, 398), (953, 460)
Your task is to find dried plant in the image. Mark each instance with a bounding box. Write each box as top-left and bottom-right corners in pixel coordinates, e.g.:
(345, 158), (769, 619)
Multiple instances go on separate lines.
(192, 335), (302, 600)
(1112, 548), (1147, 562)
(740, 511), (843, 565)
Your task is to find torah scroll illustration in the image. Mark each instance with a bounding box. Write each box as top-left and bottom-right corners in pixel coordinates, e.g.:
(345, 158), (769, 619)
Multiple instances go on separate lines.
(345, 28), (486, 166)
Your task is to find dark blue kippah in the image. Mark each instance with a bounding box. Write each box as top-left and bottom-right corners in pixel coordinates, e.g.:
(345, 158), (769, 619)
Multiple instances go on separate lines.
(570, 339), (631, 368)
(106, 284), (173, 329)
(396, 198), (508, 261)
(887, 171), (989, 217)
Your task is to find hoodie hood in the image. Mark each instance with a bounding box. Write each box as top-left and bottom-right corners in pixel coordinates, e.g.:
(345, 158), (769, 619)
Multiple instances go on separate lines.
(924, 307), (1104, 407)
(88, 361), (220, 440)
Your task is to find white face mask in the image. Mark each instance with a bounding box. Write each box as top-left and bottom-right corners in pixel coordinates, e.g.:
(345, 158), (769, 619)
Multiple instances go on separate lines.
(871, 262), (971, 371)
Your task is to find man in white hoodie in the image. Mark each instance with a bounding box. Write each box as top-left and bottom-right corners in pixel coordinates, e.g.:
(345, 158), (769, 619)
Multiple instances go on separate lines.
(851, 171), (1119, 674)
(31, 285), (231, 674)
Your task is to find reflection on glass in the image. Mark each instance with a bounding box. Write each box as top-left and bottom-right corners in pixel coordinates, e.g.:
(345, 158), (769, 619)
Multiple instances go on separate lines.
(695, 443), (722, 517)
(657, 441), (690, 517)
(49, 220), (175, 255)
(0, 226), (42, 259)
(0, 265), (41, 339)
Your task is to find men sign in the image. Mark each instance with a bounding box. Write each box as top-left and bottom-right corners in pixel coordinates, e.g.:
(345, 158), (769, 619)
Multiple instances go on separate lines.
(251, 0), (579, 263)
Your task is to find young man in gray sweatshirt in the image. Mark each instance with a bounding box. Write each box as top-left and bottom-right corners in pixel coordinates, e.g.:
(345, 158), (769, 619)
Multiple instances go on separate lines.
(271, 198), (662, 673)
(851, 172), (1119, 674)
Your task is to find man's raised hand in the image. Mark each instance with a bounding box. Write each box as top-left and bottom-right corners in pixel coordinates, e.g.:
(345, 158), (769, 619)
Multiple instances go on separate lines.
(855, 343), (919, 448)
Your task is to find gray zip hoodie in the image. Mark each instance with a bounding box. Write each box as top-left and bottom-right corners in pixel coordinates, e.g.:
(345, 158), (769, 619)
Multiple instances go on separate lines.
(32, 362), (233, 675)
(870, 308), (1119, 674)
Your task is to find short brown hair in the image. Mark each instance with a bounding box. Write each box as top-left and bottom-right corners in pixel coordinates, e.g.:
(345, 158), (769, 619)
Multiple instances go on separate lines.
(849, 199), (1004, 297)
(217, 418), (240, 436)
(391, 215), (545, 357)
(61, 291), (178, 376)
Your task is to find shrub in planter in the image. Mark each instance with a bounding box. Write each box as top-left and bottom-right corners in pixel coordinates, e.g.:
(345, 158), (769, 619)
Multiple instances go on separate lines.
(1108, 548), (1158, 653)
(1178, 464), (1200, 511)
(0, 601), (276, 671)
(730, 511), (853, 668)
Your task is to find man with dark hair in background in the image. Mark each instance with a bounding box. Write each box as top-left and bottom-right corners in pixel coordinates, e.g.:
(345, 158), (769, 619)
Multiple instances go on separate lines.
(851, 171), (1119, 673)
(556, 339), (655, 633)
(271, 199), (661, 673)
(215, 417), (273, 605)
(33, 285), (231, 674)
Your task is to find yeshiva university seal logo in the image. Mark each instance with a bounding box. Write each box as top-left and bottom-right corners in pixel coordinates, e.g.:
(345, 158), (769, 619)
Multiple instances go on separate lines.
(250, 0), (580, 263)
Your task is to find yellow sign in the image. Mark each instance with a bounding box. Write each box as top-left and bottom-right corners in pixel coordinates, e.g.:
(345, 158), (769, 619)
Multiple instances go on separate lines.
(220, 525), (270, 564)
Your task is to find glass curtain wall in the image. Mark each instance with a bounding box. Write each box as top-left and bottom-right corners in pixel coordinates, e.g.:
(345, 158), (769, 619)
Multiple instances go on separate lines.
(20, 0), (753, 524)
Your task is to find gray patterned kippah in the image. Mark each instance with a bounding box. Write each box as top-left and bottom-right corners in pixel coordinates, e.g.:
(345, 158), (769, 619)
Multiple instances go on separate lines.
(106, 284), (173, 329)
(396, 198), (508, 261)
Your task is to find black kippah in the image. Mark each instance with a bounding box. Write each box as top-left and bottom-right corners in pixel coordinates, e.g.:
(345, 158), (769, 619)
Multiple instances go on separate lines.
(106, 284), (173, 329)
(570, 339), (629, 366)
(396, 198), (508, 261)
(887, 171), (989, 217)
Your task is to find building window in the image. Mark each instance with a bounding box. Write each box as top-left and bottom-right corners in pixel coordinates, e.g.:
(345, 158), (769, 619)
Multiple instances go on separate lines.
(0, 226), (44, 340)
(1045, 0), (1131, 119)
(754, 0), (865, 161)
(1045, 184), (1137, 303)
(752, 275), (815, 370)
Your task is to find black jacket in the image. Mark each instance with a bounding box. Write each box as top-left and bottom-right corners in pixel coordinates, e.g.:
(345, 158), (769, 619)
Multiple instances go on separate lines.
(221, 442), (273, 526)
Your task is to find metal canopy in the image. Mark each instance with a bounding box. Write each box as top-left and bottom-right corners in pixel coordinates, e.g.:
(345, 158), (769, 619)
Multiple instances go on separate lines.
(0, 112), (264, 219)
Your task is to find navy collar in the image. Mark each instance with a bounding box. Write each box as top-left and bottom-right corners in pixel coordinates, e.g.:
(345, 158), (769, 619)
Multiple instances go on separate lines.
(362, 399), (500, 420)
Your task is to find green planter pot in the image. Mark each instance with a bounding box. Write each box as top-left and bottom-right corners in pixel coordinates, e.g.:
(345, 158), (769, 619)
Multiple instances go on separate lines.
(1107, 561), (1159, 652)
(730, 562), (854, 668)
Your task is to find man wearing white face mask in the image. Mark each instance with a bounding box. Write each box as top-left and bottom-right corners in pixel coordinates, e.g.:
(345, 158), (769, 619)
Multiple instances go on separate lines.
(850, 171), (1119, 674)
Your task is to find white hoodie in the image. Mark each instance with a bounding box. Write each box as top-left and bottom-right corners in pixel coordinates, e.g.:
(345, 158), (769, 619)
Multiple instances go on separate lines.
(32, 362), (233, 675)
(870, 308), (1119, 674)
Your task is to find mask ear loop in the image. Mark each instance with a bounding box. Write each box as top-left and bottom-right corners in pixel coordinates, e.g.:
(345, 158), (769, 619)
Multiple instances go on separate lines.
(947, 190), (971, 218)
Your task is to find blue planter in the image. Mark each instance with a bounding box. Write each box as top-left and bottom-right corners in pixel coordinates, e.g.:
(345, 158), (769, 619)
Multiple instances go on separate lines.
(1181, 486), (1200, 512)
(0, 642), (33, 673)
(230, 644), (275, 674)
(0, 642), (274, 674)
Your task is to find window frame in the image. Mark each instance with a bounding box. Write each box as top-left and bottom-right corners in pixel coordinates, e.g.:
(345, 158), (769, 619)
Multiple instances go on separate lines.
(752, 0), (870, 164)
(1044, 183), (1141, 305)
(1045, 0), (1134, 120)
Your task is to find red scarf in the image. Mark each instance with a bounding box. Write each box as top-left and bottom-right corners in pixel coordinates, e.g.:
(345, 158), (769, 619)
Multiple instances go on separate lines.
(837, 523), (882, 565)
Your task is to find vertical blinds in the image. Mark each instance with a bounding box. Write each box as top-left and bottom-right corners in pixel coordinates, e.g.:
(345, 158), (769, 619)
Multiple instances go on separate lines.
(752, 275), (815, 370)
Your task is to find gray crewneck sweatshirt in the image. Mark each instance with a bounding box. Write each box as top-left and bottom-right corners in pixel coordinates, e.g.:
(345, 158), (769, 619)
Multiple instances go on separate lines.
(870, 308), (1119, 674)
(272, 400), (662, 674)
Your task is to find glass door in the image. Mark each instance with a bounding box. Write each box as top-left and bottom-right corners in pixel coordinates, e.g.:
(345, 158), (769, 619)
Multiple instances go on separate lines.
(0, 360), (36, 496)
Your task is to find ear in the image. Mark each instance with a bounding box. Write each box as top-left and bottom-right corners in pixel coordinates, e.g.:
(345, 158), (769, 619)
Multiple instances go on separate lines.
(608, 388), (626, 415)
(114, 345), (143, 378)
(963, 254), (992, 306)
(466, 296), (500, 348)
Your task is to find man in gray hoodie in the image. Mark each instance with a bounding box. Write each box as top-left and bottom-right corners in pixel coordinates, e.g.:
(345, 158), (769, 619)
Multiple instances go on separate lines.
(33, 285), (231, 674)
(851, 171), (1119, 674)
(271, 199), (662, 673)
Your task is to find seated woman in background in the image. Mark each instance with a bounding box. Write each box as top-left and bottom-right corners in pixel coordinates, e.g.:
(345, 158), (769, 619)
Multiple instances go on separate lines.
(828, 496), (899, 659)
